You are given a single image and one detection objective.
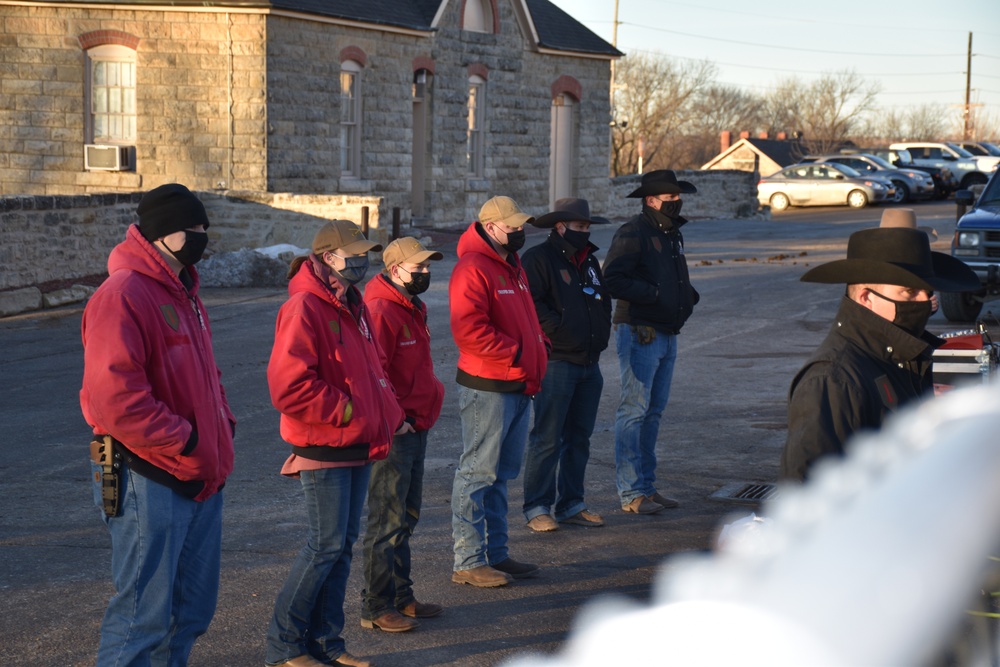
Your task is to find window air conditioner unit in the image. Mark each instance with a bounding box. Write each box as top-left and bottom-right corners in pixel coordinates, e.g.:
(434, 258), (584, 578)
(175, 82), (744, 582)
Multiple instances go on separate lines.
(84, 144), (133, 171)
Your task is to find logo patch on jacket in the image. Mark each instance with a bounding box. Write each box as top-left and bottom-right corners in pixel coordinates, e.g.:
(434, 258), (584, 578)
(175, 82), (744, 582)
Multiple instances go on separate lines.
(160, 304), (180, 331)
(560, 269), (572, 285)
(402, 323), (412, 339)
(329, 320), (341, 336)
(651, 238), (662, 253)
(875, 375), (897, 409)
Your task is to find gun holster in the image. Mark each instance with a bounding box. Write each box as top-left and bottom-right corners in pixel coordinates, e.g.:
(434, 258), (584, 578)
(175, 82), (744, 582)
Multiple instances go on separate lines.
(90, 435), (122, 517)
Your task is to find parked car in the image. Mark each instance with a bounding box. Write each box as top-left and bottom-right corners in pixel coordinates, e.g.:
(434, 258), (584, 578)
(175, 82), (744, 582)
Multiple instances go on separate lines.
(954, 141), (1000, 158)
(862, 147), (958, 199)
(757, 162), (893, 211)
(799, 153), (935, 203)
(889, 142), (999, 189)
(941, 171), (1000, 321)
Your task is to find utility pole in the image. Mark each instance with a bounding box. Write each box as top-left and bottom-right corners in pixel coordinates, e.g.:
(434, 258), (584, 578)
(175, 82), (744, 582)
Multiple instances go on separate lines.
(964, 32), (972, 140)
(610, 0), (620, 115)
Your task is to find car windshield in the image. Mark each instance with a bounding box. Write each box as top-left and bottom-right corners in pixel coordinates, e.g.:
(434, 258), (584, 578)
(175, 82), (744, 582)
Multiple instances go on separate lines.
(980, 142), (1000, 157)
(827, 162), (861, 178)
(866, 154), (896, 169)
(946, 143), (976, 158)
(979, 173), (1000, 206)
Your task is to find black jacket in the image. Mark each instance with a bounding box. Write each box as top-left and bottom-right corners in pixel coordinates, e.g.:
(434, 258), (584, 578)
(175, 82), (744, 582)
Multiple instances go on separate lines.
(521, 230), (612, 366)
(780, 297), (940, 482)
(602, 206), (698, 334)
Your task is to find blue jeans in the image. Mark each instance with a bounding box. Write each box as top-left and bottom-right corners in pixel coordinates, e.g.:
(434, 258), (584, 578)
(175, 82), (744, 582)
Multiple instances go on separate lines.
(265, 465), (370, 665)
(523, 360), (603, 522)
(91, 464), (222, 667)
(614, 324), (677, 505)
(452, 386), (531, 571)
(361, 429), (427, 620)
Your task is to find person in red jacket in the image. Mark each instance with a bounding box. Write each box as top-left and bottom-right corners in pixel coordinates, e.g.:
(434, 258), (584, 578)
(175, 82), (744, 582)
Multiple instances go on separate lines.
(449, 196), (549, 588)
(359, 237), (446, 633)
(265, 220), (407, 667)
(80, 183), (236, 665)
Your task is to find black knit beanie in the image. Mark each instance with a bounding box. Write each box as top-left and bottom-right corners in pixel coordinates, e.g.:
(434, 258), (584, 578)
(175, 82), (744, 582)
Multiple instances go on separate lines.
(137, 184), (210, 242)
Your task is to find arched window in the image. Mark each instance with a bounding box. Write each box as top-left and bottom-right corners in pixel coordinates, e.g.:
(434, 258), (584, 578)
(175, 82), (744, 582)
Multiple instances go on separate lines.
(463, 0), (494, 33)
(467, 74), (486, 177)
(85, 44), (137, 144)
(340, 59), (363, 177)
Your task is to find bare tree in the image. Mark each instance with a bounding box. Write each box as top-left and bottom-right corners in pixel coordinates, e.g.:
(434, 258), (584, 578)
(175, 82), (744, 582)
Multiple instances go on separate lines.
(611, 53), (716, 175)
(685, 84), (768, 167)
(766, 71), (881, 154)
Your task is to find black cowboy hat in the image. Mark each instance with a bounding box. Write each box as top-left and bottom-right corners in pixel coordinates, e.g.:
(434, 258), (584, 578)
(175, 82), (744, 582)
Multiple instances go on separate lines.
(532, 197), (611, 228)
(626, 169), (697, 198)
(801, 227), (979, 293)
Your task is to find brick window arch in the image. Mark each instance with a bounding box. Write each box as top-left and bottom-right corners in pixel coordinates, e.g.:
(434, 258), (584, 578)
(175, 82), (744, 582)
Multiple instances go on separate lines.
(551, 75), (582, 103)
(339, 45), (368, 67)
(78, 30), (140, 51)
(412, 56), (435, 76)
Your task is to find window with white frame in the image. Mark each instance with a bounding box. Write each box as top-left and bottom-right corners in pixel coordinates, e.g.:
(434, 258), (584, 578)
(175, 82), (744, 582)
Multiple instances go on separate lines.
(86, 44), (136, 143)
(340, 60), (363, 177)
(467, 75), (485, 177)
(462, 0), (493, 33)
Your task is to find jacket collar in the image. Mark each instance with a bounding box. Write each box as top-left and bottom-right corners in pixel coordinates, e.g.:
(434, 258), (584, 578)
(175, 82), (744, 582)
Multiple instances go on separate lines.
(833, 296), (938, 363)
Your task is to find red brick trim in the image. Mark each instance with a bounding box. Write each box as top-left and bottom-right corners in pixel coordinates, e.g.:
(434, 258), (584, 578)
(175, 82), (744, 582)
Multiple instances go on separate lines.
(339, 46), (368, 67)
(461, 0), (499, 34)
(412, 56), (435, 75)
(467, 63), (489, 81)
(78, 30), (140, 51)
(551, 75), (582, 102)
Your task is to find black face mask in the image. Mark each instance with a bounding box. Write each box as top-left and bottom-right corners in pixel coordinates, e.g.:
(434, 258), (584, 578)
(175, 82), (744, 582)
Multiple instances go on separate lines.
(658, 199), (683, 220)
(332, 255), (370, 286)
(562, 228), (590, 250)
(868, 289), (933, 336)
(498, 227), (526, 253)
(164, 230), (209, 266)
(398, 267), (431, 295)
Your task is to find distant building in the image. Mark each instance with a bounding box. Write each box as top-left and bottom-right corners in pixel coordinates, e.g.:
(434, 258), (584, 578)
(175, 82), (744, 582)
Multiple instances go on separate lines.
(702, 131), (808, 177)
(0, 0), (620, 225)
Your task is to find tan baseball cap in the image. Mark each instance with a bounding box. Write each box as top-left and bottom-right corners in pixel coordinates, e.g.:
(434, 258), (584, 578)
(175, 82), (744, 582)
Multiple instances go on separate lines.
(479, 195), (534, 229)
(383, 237), (443, 270)
(312, 219), (382, 255)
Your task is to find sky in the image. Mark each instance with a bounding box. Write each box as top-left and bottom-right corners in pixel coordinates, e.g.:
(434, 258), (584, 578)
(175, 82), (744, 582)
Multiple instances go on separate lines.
(546, 0), (1000, 135)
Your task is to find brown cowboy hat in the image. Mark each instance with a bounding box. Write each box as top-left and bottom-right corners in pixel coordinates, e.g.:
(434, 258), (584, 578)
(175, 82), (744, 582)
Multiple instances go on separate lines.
(626, 169), (697, 198)
(801, 227), (979, 292)
(532, 198), (611, 228)
(879, 208), (937, 240)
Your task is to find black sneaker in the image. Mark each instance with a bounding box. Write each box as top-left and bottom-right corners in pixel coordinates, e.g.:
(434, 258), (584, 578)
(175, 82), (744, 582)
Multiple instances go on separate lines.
(492, 557), (539, 579)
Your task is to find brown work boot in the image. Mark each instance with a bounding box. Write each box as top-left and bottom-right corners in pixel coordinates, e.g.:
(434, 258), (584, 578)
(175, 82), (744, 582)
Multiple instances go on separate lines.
(332, 653), (374, 667)
(360, 609), (419, 632)
(560, 509), (605, 527)
(527, 514), (558, 532)
(399, 600), (444, 618)
(452, 564), (512, 588)
(622, 496), (664, 514)
(271, 656), (328, 667)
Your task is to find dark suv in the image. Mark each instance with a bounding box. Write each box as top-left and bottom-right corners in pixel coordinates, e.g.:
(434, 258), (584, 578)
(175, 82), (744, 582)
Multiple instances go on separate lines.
(941, 171), (1000, 321)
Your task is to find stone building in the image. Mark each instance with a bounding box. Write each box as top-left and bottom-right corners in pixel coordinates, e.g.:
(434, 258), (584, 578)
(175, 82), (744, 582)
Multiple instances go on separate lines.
(0, 0), (620, 226)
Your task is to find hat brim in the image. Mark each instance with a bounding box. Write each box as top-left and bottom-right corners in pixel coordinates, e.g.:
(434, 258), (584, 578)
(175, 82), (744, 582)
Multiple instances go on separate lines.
(626, 181), (698, 198)
(532, 210), (612, 228)
(501, 213), (534, 229)
(393, 249), (443, 265)
(801, 252), (980, 293)
(340, 239), (383, 254)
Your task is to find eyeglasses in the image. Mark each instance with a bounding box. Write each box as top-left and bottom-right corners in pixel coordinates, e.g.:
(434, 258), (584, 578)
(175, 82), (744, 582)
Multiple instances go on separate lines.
(582, 286), (601, 300)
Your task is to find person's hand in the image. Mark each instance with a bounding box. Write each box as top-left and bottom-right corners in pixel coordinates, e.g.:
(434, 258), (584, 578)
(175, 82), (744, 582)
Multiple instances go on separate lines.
(395, 421), (415, 436)
(930, 293), (940, 314)
(636, 325), (656, 345)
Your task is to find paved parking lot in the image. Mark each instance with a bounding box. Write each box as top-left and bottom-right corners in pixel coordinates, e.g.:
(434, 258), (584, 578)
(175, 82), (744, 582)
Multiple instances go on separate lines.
(0, 200), (978, 666)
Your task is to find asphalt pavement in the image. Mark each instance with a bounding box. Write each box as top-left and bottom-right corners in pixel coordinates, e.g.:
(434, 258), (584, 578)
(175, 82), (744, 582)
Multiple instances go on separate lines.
(0, 199), (979, 666)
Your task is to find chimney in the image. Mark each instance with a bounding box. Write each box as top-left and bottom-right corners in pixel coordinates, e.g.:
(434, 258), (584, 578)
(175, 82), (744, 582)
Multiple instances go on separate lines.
(777, 131), (787, 140)
(739, 131), (750, 139)
(720, 130), (731, 153)
(758, 131), (768, 139)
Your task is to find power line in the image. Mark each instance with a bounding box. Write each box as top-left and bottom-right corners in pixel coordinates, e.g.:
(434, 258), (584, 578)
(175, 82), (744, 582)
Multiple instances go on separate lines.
(619, 21), (964, 58)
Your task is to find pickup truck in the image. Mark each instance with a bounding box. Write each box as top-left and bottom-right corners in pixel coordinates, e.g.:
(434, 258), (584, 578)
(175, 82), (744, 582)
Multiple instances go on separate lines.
(890, 142), (999, 190)
(941, 171), (1000, 322)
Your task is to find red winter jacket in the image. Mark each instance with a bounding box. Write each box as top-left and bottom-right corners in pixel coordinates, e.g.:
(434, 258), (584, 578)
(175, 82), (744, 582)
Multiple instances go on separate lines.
(364, 273), (444, 432)
(449, 222), (548, 396)
(80, 225), (235, 502)
(267, 260), (403, 464)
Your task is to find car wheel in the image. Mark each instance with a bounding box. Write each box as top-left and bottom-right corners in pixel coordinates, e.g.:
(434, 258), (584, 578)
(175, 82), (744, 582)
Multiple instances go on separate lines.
(769, 192), (790, 212)
(960, 173), (988, 189)
(891, 180), (910, 203)
(847, 190), (868, 208)
(940, 290), (984, 323)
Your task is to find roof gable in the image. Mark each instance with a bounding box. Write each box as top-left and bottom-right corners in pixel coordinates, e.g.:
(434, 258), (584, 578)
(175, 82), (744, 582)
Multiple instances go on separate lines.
(703, 137), (807, 170)
(523, 0), (621, 57)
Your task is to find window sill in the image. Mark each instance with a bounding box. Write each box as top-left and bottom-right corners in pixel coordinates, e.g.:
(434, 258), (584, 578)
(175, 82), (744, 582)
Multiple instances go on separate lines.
(466, 178), (490, 192)
(338, 177), (375, 193)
